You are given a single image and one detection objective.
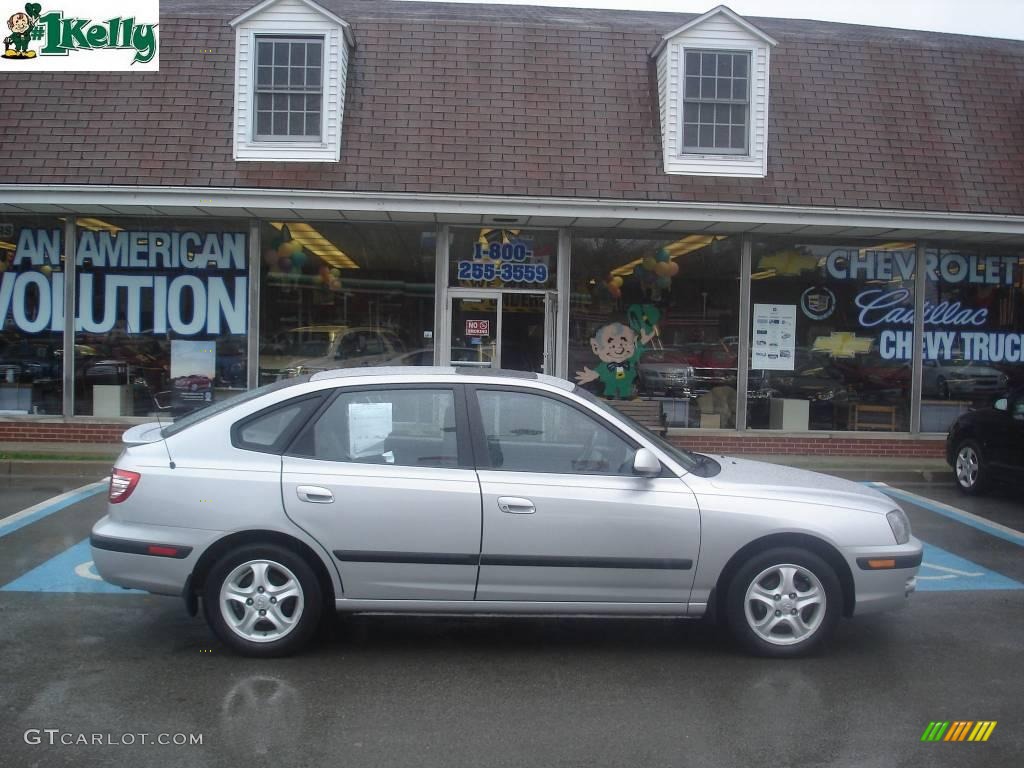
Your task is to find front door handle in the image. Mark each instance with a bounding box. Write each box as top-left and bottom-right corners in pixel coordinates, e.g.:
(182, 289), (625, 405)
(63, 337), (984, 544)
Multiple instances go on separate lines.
(296, 485), (334, 504)
(497, 496), (535, 514)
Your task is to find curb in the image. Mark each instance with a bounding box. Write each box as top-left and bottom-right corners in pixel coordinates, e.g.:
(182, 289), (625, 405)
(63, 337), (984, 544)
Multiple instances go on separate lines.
(3, 460), (114, 478)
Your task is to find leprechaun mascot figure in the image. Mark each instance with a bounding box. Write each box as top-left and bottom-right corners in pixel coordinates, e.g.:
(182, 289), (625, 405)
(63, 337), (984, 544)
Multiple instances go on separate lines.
(4, 3), (42, 59)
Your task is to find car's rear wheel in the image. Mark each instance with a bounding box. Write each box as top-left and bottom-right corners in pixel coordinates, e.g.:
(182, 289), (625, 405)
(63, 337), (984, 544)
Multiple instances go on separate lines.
(953, 439), (989, 496)
(203, 543), (322, 657)
(726, 547), (841, 658)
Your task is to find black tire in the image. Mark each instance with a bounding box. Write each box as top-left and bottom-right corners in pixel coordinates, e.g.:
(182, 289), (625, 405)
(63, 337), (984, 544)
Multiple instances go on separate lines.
(203, 543), (322, 658)
(953, 439), (990, 496)
(726, 547), (842, 658)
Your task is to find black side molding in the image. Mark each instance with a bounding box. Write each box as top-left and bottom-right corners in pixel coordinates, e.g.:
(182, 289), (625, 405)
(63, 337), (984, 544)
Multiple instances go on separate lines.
(481, 554), (693, 570)
(333, 551), (691, 570)
(90, 534), (193, 559)
(334, 550), (479, 566)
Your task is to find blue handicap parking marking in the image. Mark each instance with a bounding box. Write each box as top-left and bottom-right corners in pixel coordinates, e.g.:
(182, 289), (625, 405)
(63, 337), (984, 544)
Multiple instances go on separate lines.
(2, 539), (143, 594)
(916, 542), (1023, 592)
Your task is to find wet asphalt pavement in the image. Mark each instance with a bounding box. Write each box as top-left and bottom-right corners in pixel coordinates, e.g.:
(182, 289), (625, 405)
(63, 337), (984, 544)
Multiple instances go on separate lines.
(0, 473), (1020, 768)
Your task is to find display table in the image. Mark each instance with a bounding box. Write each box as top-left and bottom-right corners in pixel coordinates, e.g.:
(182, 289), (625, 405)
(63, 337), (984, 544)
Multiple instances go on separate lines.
(0, 383), (32, 413)
(848, 403), (897, 431)
(93, 384), (132, 417)
(769, 398), (809, 431)
(920, 400), (971, 433)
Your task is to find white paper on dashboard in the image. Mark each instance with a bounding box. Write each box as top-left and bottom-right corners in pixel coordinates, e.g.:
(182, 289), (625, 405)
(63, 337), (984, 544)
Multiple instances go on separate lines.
(348, 402), (392, 458)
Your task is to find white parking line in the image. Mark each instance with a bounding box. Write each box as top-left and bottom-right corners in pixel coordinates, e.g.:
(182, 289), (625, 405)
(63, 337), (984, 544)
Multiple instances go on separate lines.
(0, 480), (108, 540)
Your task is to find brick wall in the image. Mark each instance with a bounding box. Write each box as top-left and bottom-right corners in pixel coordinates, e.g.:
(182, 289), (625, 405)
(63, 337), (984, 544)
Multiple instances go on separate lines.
(0, 422), (128, 444)
(667, 433), (945, 458)
(0, 420), (946, 457)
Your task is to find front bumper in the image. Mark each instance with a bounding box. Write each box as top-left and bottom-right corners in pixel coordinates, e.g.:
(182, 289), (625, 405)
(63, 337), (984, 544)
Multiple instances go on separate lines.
(90, 515), (220, 597)
(845, 537), (923, 616)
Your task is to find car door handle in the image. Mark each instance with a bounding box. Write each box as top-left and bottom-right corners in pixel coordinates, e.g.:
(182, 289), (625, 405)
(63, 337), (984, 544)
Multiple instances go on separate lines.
(497, 496), (535, 514)
(296, 485), (334, 504)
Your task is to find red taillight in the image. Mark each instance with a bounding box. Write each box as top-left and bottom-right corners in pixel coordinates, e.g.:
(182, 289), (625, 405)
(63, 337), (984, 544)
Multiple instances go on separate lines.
(109, 468), (141, 504)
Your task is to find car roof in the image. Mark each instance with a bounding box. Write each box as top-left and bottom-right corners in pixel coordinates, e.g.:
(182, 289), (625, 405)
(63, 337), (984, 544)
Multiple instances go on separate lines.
(309, 366), (573, 390)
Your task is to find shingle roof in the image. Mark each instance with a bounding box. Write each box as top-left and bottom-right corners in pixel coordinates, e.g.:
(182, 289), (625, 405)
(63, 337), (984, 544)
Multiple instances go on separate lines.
(2, 0), (1022, 215)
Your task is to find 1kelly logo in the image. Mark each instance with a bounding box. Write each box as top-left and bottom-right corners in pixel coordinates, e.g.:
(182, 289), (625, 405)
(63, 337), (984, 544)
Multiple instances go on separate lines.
(2, 1), (158, 66)
(920, 721), (997, 743)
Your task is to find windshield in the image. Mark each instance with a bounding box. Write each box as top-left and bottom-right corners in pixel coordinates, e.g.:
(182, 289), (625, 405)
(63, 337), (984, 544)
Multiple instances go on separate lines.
(269, 331), (336, 358)
(160, 375), (311, 438)
(574, 386), (712, 474)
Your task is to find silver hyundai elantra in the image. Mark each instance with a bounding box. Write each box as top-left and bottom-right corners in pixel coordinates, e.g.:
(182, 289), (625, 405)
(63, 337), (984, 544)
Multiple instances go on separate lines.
(91, 367), (921, 658)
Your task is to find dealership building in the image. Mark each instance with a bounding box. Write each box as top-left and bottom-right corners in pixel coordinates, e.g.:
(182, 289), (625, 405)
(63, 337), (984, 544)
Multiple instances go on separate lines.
(1, 0), (1022, 455)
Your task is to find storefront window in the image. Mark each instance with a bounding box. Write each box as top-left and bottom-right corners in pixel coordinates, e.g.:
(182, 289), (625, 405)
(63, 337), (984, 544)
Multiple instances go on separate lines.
(917, 245), (1021, 433)
(747, 240), (916, 432)
(0, 216), (66, 415)
(73, 217), (250, 417)
(259, 222), (435, 382)
(570, 232), (741, 428)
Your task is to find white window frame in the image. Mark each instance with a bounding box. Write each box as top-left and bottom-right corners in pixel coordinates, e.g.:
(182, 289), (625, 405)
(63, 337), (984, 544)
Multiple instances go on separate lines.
(231, 0), (354, 163)
(680, 48), (751, 156)
(252, 35), (326, 143)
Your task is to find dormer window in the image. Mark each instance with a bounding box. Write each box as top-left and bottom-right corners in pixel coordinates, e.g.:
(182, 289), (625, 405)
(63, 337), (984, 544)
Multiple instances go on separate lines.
(231, 0), (354, 162)
(682, 50), (749, 154)
(653, 5), (776, 178)
(254, 36), (324, 141)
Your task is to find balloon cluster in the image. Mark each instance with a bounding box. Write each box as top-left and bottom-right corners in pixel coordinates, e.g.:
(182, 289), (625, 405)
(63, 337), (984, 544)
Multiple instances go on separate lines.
(261, 224), (342, 291)
(633, 248), (679, 290)
(318, 265), (343, 291)
(603, 274), (624, 300)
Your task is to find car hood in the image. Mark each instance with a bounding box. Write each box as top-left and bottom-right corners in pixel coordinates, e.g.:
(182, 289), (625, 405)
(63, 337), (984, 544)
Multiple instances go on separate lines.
(695, 456), (895, 515)
(260, 354), (335, 372)
(940, 364), (1001, 377)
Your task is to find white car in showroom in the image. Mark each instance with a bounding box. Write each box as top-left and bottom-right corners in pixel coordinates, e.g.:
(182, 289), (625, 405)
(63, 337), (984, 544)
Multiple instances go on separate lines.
(91, 368), (920, 658)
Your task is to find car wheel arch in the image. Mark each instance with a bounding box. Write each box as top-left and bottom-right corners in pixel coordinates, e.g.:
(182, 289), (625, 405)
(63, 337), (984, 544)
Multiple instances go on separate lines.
(189, 530), (337, 609)
(709, 532), (855, 623)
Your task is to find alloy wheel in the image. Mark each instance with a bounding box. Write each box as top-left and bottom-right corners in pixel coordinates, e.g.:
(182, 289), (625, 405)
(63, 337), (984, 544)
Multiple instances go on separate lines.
(743, 563), (826, 646)
(956, 445), (979, 489)
(219, 559), (305, 643)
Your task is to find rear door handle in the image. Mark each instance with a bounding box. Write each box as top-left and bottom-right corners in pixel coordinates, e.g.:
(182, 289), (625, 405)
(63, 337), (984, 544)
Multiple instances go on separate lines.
(296, 485), (334, 504)
(497, 496), (535, 514)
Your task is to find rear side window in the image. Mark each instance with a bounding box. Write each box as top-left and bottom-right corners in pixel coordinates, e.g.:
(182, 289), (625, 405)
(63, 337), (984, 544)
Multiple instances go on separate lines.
(232, 395), (323, 454)
(289, 388), (461, 468)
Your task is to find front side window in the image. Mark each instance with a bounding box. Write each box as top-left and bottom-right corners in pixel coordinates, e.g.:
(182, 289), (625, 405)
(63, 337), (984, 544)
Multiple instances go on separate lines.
(682, 50), (749, 154)
(254, 37), (323, 140)
(476, 390), (635, 475)
(290, 388), (459, 468)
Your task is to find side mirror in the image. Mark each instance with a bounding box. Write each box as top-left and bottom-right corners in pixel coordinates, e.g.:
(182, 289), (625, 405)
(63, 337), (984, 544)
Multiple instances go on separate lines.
(994, 397), (1008, 412)
(633, 448), (662, 477)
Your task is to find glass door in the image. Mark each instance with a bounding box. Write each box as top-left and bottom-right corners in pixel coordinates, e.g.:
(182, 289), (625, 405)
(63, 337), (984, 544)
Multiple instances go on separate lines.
(448, 293), (499, 369)
(445, 290), (556, 374)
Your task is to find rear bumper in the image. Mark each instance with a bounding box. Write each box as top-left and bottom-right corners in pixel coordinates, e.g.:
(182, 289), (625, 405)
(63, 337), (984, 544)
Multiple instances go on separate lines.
(90, 516), (219, 597)
(845, 537), (923, 616)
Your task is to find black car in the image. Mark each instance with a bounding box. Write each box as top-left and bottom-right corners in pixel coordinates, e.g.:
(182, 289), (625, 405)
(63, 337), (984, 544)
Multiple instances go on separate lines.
(946, 389), (1024, 495)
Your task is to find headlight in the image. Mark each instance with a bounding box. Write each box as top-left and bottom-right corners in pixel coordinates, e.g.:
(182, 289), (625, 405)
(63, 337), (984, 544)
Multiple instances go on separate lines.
(886, 508), (911, 545)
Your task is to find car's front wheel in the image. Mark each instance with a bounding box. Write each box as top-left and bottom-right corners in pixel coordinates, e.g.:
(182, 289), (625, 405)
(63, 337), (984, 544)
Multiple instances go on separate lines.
(203, 543), (322, 657)
(726, 547), (841, 658)
(953, 439), (989, 496)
